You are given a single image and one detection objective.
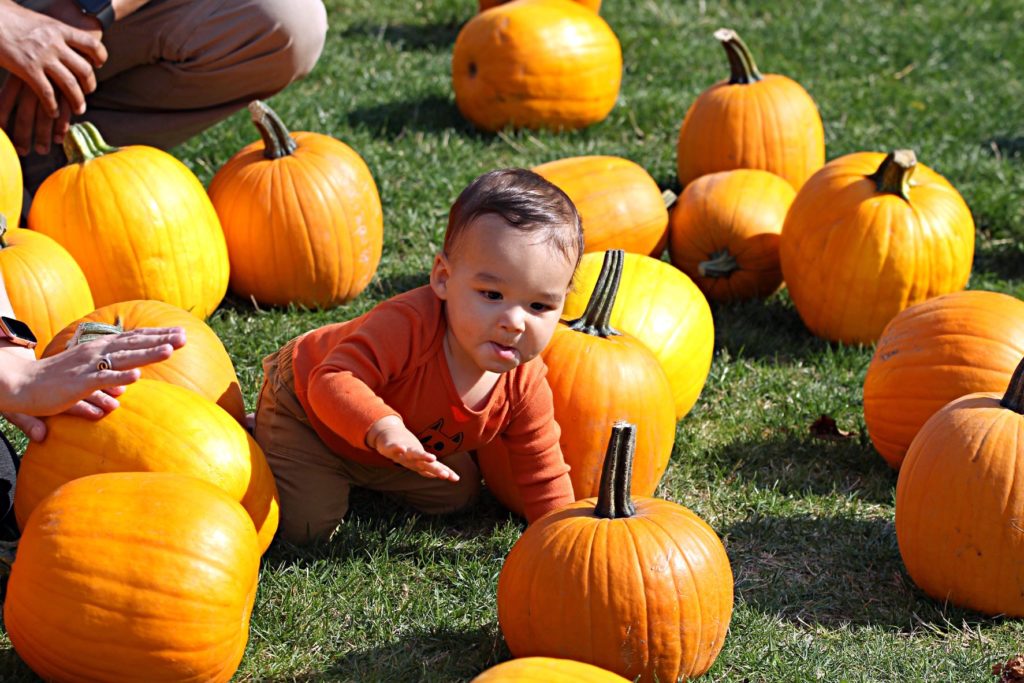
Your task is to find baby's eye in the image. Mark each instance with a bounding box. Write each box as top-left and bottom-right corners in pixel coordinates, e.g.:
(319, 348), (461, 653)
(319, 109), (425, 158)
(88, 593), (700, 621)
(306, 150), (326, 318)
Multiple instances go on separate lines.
(530, 302), (554, 312)
(481, 290), (502, 301)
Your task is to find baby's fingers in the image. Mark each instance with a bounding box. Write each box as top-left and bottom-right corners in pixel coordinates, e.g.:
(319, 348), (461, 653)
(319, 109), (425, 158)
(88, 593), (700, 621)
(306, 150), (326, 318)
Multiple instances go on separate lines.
(421, 460), (460, 482)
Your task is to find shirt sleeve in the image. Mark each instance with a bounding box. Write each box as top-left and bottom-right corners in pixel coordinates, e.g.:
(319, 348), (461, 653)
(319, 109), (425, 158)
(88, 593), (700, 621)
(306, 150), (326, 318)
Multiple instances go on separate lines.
(501, 361), (575, 522)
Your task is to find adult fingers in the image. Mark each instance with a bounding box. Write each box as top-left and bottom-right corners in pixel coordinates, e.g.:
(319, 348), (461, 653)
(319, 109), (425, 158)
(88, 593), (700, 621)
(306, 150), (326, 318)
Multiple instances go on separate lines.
(11, 87), (39, 155)
(80, 389), (120, 415)
(0, 78), (21, 130)
(44, 58), (88, 116)
(64, 398), (109, 420)
(2, 412), (47, 443)
(99, 345), (176, 372)
(33, 98), (54, 154)
(16, 68), (58, 119)
(103, 327), (187, 351)
(63, 26), (108, 68)
(54, 97), (71, 146)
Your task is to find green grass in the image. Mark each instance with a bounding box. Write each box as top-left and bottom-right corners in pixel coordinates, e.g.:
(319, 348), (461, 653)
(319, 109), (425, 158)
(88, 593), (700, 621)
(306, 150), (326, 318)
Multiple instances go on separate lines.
(3, 0), (1024, 680)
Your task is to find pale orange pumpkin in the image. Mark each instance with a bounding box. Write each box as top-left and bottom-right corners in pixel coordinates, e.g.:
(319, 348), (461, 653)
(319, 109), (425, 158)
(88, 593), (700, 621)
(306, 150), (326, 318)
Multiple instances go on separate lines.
(669, 168), (795, 302)
(533, 155), (670, 256)
(480, 0), (599, 11)
(28, 122), (229, 319)
(677, 28), (824, 190)
(5, 471), (260, 682)
(471, 657), (629, 682)
(0, 214), (94, 356)
(14, 379), (279, 554)
(0, 127), (21, 222)
(452, 0), (622, 132)
(208, 101), (383, 308)
(43, 299), (246, 423)
(780, 150), (975, 344)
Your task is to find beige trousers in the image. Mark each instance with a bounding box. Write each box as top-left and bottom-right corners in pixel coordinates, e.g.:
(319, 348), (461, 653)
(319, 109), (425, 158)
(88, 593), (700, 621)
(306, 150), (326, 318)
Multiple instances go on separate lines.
(254, 340), (482, 545)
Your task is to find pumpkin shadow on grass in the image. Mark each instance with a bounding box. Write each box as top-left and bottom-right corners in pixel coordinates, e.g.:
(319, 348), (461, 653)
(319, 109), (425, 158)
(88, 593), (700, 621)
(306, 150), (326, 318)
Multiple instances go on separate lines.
(340, 21), (464, 52)
(972, 236), (1024, 281)
(725, 513), (1002, 631)
(985, 136), (1024, 162)
(0, 645), (36, 682)
(346, 95), (477, 140)
(712, 291), (840, 363)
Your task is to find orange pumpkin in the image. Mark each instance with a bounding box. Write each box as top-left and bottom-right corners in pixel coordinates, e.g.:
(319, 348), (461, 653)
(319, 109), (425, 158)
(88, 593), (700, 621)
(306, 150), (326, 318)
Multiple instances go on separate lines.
(0, 214), (94, 356)
(779, 150), (975, 344)
(5, 471), (260, 682)
(895, 356), (1024, 616)
(498, 423), (734, 683)
(533, 155), (670, 256)
(863, 290), (1024, 469)
(480, 0), (599, 10)
(452, 0), (622, 132)
(471, 657), (629, 682)
(14, 379), (279, 554)
(43, 299), (246, 423)
(677, 28), (824, 191)
(28, 122), (229, 319)
(669, 168), (795, 302)
(0, 127), (21, 222)
(208, 101), (383, 308)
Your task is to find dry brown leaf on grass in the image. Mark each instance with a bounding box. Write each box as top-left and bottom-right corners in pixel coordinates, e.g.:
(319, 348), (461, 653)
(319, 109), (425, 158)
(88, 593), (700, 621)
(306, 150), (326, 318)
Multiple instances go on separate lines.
(993, 655), (1024, 681)
(809, 414), (856, 441)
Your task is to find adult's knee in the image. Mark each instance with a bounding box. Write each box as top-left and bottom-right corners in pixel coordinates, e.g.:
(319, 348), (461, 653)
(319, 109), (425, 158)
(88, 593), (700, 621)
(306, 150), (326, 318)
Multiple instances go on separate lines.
(250, 0), (329, 90)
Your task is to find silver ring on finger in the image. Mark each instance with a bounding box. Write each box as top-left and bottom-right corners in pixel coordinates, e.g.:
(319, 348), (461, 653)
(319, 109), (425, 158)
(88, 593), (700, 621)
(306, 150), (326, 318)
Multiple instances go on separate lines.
(96, 354), (114, 372)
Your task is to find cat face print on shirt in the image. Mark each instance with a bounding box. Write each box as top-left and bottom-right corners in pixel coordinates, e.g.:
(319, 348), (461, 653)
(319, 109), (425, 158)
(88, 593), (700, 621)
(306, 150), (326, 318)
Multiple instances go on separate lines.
(417, 418), (464, 455)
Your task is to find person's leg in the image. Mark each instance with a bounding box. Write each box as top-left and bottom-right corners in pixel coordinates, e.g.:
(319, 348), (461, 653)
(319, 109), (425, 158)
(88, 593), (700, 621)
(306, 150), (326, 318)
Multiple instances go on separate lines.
(360, 451), (483, 516)
(0, 432), (19, 541)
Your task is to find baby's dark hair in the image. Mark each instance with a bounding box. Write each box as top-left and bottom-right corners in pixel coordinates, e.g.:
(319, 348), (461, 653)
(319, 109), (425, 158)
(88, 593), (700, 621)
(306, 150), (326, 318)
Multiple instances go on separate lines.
(445, 168), (584, 269)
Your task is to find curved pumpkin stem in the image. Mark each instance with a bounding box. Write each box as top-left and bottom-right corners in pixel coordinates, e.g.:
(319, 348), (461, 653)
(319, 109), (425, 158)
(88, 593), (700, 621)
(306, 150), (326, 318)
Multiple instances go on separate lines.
(66, 318), (124, 350)
(595, 421), (637, 519)
(662, 189), (678, 210)
(1000, 356), (1024, 414)
(715, 28), (763, 85)
(249, 100), (299, 160)
(868, 150), (916, 202)
(699, 249), (739, 278)
(64, 122), (119, 164)
(565, 249), (623, 338)
(0, 214), (8, 248)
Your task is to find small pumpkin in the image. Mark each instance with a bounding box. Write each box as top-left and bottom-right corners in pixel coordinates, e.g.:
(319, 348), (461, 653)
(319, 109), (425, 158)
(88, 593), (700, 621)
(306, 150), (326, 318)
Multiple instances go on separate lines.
(43, 299), (246, 423)
(779, 150), (975, 344)
(864, 290), (1024, 469)
(895, 355), (1024, 616)
(497, 422), (734, 682)
(677, 28), (824, 191)
(28, 122), (229, 319)
(5, 471), (260, 683)
(480, 0), (599, 11)
(0, 127), (21, 222)
(533, 155), (671, 257)
(0, 214), (94, 356)
(471, 657), (629, 682)
(669, 169), (795, 302)
(453, 0), (622, 132)
(208, 101), (383, 308)
(14, 379), (279, 554)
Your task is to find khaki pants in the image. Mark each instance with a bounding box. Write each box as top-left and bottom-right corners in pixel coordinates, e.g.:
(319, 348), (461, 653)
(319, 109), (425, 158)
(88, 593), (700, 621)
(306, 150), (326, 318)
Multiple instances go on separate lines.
(254, 340), (481, 545)
(12, 0), (328, 191)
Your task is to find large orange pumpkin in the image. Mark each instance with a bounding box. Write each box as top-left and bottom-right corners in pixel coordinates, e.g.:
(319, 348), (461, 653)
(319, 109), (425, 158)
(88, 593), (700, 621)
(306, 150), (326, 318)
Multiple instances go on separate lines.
(0, 127), (21, 222)
(676, 28), (824, 191)
(533, 155), (670, 256)
(864, 290), (1024, 469)
(780, 150), (975, 344)
(471, 657), (629, 682)
(208, 101), (383, 308)
(669, 168), (796, 302)
(5, 471), (260, 683)
(0, 214), (94, 356)
(452, 0), (622, 132)
(895, 357), (1024, 616)
(43, 299), (246, 423)
(28, 122), (229, 319)
(14, 379), (279, 554)
(498, 422), (734, 683)
(479, 0), (599, 11)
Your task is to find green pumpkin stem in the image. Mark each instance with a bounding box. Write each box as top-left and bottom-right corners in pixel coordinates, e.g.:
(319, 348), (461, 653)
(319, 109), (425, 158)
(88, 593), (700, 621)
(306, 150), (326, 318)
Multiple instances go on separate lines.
(868, 150), (916, 202)
(662, 189), (678, 210)
(64, 122), (119, 164)
(699, 249), (739, 278)
(565, 249), (623, 338)
(67, 318), (125, 350)
(0, 214), (8, 248)
(1000, 356), (1024, 414)
(595, 421), (638, 519)
(249, 100), (298, 160)
(715, 28), (763, 85)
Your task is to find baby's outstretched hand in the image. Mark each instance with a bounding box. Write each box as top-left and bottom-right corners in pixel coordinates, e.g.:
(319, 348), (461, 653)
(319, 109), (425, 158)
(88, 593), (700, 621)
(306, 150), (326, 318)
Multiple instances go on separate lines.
(367, 416), (460, 482)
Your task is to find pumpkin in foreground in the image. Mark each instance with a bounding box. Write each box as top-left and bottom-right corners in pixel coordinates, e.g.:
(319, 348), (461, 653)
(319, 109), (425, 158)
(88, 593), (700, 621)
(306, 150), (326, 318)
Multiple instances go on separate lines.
(471, 657), (629, 682)
(498, 422), (734, 683)
(0, 127), (21, 222)
(453, 0), (622, 132)
(209, 100), (383, 308)
(863, 290), (1024, 469)
(780, 149), (975, 344)
(479, 0), (599, 11)
(5, 471), (260, 683)
(895, 355), (1024, 616)
(43, 299), (246, 423)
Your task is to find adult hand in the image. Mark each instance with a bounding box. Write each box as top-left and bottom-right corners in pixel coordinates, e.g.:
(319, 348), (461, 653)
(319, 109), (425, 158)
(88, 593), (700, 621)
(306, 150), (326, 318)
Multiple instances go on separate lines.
(0, 326), (186, 442)
(367, 416), (461, 481)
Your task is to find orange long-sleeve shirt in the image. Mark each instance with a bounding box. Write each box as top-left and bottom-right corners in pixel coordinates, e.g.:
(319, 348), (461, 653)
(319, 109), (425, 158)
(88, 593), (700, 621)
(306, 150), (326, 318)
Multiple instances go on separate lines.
(291, 286), (574, 522)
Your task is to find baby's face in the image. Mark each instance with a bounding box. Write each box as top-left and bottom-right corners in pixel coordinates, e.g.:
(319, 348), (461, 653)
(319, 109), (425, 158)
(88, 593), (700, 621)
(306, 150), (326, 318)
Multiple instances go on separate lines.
(432, 213), (577, 376)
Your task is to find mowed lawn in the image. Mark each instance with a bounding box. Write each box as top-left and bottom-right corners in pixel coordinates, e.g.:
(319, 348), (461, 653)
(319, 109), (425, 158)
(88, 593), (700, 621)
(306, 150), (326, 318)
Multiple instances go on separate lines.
(3, 0), (1024, 681)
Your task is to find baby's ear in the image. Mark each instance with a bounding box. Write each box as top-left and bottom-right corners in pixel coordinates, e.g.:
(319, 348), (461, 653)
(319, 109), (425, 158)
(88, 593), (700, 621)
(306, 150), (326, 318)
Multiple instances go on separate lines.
(429, 252), (451, 299)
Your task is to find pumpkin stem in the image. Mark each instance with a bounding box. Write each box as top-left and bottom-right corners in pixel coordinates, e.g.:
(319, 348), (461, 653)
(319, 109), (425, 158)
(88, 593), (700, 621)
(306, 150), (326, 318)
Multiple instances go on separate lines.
(662, 189), (678, 210)
(1000, 356), (1024, 414)
(699, 249), (739, 278)
(64, 122), (119, 164)
(66, 317), (125, 350)
(715, 28), (763, 84)
(595, 421), (637, 519)
(0, 214), (8, 248)
(565, 249), (623, 338)
(249, 100), (299, 160)
(868, 150), (916, 202)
